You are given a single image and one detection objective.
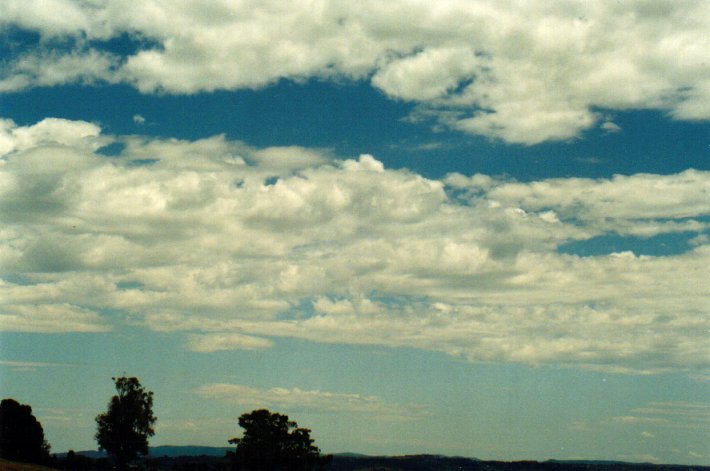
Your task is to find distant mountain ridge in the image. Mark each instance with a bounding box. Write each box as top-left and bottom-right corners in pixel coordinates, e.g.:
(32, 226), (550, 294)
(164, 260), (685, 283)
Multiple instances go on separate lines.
(58, 446), (232, 459)
(56, 448), (710, 470)
(148, 446), (232, 457)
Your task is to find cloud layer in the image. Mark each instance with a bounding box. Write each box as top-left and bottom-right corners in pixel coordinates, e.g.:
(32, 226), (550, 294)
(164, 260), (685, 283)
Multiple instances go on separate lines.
(1, 118), (708, 375)
(194, 383), (426, 420)
(2, 1), (710, 143)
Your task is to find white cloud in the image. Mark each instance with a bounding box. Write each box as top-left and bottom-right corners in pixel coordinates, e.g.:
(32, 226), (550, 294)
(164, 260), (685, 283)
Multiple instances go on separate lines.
(0, 303), (110, 333)
(0, 360), (73, 371)
(372, 47), (481, 101)
(613, 416), (669, 425)
(0, 49), (118, 92)
(187, 333), (273, 352)
(613, 402), (710, 430)
(2, 1), (710, 143)
(1, 118), (708, 374)
(194, 383), (427, 420)
(601, 121), (622, 133)
(456, 170), (710, 237)
(1, 117), (104, 154)
(0, 0), (90, 37)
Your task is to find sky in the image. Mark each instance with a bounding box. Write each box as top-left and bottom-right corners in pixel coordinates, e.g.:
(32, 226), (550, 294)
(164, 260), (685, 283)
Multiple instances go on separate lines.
(0, 0), (709, 465)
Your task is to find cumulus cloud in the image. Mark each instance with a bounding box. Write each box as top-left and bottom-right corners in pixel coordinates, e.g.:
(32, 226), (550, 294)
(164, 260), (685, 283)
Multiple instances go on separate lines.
(0, 302), (110, 333)
(2, 1), (710, 143)
(0, 49), (118, 92)
(1, 118), (709, 375)
(448, 170), (710, 237)
(194, 383), (427, 420)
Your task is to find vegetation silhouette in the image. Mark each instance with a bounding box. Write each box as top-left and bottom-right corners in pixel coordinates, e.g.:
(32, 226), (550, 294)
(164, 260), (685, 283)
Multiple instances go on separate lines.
(95, 376), (156, 470)
(2, 383), (706, 471)
(228, 409), (331, 471)
(0, 398), (51, 465)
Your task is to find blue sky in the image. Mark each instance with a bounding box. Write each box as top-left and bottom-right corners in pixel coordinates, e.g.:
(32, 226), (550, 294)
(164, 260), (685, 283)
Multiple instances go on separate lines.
(0, 0), (709, 465)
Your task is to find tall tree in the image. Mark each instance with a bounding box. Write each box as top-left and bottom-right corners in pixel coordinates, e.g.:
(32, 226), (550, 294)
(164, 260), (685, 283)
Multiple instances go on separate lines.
(95, 377), (156, 470)
(229, 409), (329, 471)
(0, 398), (51, 464)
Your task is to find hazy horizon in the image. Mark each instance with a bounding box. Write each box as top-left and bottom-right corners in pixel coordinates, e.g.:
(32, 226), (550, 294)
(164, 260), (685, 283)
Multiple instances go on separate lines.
(1, 0), (708, 466)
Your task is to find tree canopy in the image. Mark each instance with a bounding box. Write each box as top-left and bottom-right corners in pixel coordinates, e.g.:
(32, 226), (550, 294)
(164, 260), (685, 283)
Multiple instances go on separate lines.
(229, 409), (330, 471)
(95, 376), (156, 470)
(0, 398), (51, 464)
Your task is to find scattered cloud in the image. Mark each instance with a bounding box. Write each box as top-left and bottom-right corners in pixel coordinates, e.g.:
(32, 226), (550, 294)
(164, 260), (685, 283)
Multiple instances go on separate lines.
(132, 114), (146, 125)
(2, 1), (710, 143)
(0, 49), (118, 92)
(613, 416), (669, 425)
(1, 118), (708, 375)
(0, 303), (111, 333)
(454, 170), (710, 237)
(601, 121), (622, 133)
(187, 333), (273, 352)
(613, 402), (710, 430)
(637, 455), (660, 464)
(689, 234), (709, 247)
(574, 156), (604, 165)
(35, 407), (91, 425)
(0, 360), (73, 371)
(194, 383), (428, 420)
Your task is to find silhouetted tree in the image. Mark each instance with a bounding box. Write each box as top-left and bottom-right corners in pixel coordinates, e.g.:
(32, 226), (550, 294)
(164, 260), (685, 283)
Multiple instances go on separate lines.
(95, 376), (156, 470)
(61, 450), (98, 471)
(0, 398), (51, 464)
(228, 409), (330, 471)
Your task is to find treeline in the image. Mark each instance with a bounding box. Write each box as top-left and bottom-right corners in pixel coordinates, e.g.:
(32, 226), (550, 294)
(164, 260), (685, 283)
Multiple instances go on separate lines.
(2, 377), (708, 471)
(1, 376), (328, 471)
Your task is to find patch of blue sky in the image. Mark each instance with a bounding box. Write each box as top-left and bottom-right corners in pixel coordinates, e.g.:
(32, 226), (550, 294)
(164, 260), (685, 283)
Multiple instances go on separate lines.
(1, 24), (160, 60)
(274, 298), (318, 321)
(126, 158), (159, 167)
(87, 31), (163, 57)
(0, 25), (41, 55)
(115, 280), (145, 290)
(365, 291), (433, 308)
(4, 81), (708, 183)
(95, 141), (126, 156)
(557, 230), (708, 257)
(275, 292), (431, 321)
(1, 81), (706, 171)
(0, 273), (40, 285)
(262, 175), (279, 186)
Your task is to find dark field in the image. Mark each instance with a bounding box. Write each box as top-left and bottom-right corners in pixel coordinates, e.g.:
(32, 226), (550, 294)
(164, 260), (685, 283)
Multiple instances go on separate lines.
(11, 453), (706, 471)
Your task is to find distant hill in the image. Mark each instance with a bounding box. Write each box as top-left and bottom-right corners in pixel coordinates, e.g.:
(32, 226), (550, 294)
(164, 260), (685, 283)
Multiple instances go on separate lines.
(148, 446), (232, 458)
(326, 456), (710, 471)
(54, 450), (106, 460)
(56, 446), (231, 459)
(328, 454), (482, 470)
(546, 460), (646, 466)
(50, 449), (710, 471)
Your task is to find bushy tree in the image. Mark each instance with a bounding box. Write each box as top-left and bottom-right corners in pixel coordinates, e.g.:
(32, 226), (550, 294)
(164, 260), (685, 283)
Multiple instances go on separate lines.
(0, 398), (51, 464)
(95, 377), (156, 470)
(229, 409), (329, 471)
